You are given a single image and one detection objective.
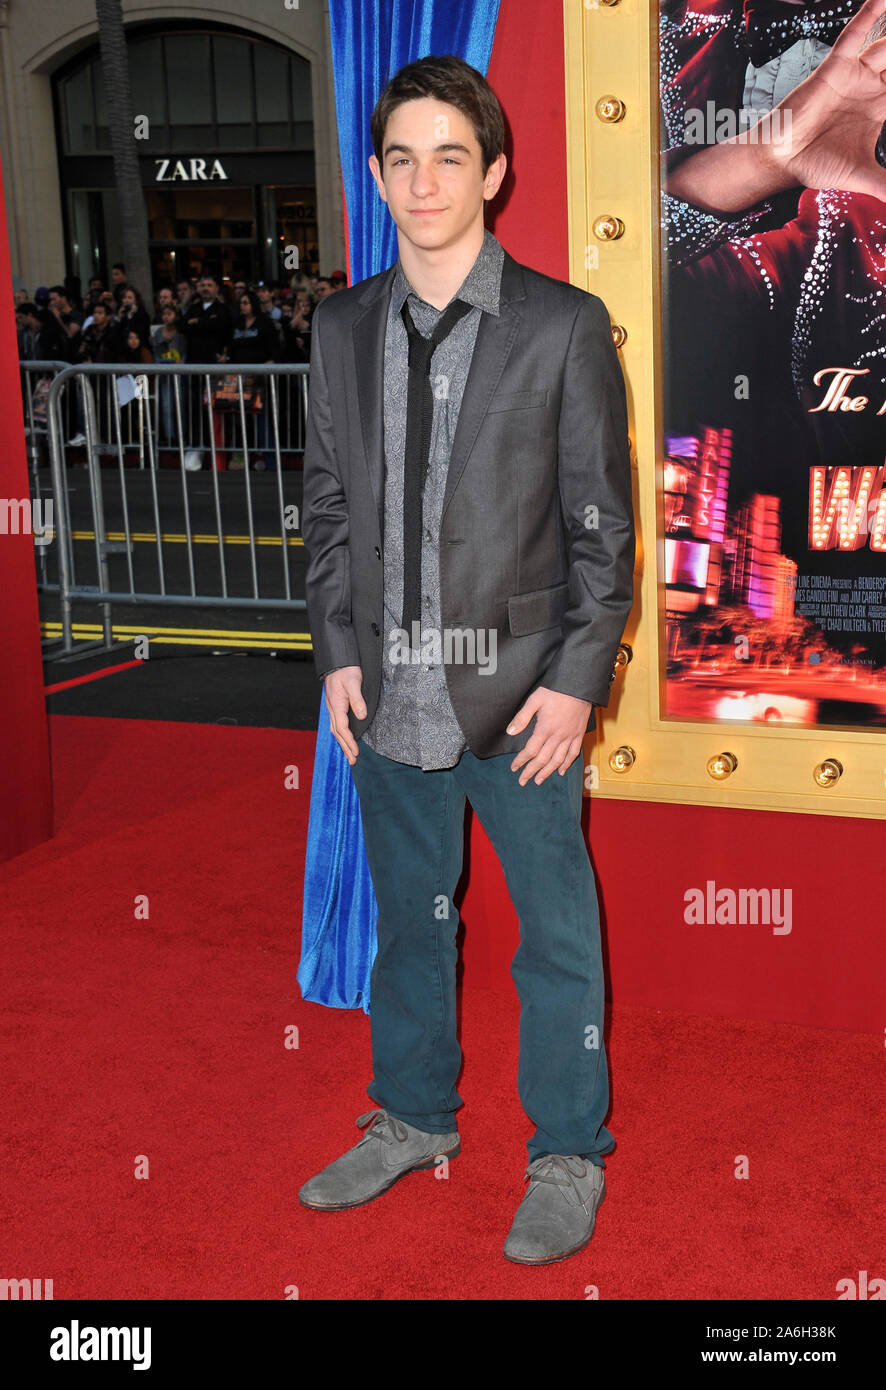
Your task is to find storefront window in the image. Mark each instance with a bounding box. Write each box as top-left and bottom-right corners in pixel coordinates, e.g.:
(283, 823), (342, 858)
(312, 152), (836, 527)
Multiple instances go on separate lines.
(55, 26), (320, 292)
(57, 29), (314, 154)
(62, 64), (94, 154)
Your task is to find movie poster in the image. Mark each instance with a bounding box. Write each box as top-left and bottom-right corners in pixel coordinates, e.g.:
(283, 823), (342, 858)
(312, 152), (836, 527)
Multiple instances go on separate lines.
(659, 0), (886, 728)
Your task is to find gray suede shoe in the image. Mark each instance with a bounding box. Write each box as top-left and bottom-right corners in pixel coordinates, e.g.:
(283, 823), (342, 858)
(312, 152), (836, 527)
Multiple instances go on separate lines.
(298, 1108), (460, 1211)
(503, 1154), (606, 1264)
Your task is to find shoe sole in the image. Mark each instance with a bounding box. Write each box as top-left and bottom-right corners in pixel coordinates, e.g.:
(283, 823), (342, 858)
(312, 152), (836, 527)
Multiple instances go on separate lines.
(502, 1179), (605, 1265)
(298, 1138), (461, 1211)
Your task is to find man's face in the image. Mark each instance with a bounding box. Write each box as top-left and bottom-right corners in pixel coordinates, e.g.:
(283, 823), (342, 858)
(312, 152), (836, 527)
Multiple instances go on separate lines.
(158, 289), (173, 306)
(177, 281), (191, 300)
(368, 97), (505, 254)
(49, 290), (62, 311)
(111, 267), (126, 284)
(234, 282), (246, 298)
(198, 278), (216, 300)
(92, 305), (109, 327)
(258, 286), (272, 304)
(14, 289), (28, 306)
(314, 281), (332, 300)
(89, 278), (103, 293)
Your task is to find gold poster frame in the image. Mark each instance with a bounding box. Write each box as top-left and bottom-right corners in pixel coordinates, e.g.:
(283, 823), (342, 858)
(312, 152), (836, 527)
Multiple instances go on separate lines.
(565, 0), (886, 820)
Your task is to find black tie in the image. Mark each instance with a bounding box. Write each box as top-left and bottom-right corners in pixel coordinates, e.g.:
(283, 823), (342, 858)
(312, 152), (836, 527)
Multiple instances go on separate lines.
(399, 296), (473, 645)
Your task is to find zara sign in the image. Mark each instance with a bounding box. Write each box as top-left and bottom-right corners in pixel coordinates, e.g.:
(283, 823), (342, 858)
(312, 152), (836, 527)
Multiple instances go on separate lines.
(153, 158), (229, 183)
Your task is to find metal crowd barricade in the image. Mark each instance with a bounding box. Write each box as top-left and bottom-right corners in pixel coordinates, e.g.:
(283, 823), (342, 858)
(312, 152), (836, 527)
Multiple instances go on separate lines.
(20, 360), (72, 590)
(43, 362), (311, 658)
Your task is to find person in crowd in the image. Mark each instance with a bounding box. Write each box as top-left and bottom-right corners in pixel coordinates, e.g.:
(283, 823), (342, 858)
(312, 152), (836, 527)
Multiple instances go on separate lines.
(120, 326), (153, 365)
(87, 275), (105, 298)
(110, 263), (128, 300)
(182, 274), (233, 362)
(15, 303), (40, 359)
(288, 270), (312, 296)
(329, 268), (348, 290)
(312, 276), (334, 301)
(152, 287), (176, 322)
(82, 290), (117, 332)
(223, 288), (279, 470)
(180, 274), (234, 470)
(256, 281), (282, 321)
(48, 286), (84, 356)
(281, 288), (312, 363)
(278, 286), (312, 448)
(152, 303), (187, 444)
(117, 286), (152, 343)
(16, 301), (75, 441)
(16, 301), (74, 362)
(76, 300), (120, 363)
(13, 287), (29, 308)
(82, 283), (105, 322)
(69, 300), (125, 444)
(176, 278), (195, 312)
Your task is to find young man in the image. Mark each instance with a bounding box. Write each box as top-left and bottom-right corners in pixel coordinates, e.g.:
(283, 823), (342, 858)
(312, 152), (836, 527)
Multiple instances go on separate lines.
(300, 56), (634, 1265)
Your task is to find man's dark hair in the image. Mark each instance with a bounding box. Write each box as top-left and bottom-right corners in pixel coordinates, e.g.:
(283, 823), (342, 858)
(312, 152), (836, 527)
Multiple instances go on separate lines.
(371, 55), (505, 175)
(48, 284), (67, 299)
(16, 302), (37, 317)
(112, 262), (126, 273)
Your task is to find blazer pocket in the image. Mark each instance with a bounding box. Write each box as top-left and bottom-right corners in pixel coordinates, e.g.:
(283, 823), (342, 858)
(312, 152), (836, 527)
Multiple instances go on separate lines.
(486, 388), (549, 414)
(508, 581), (570, 637)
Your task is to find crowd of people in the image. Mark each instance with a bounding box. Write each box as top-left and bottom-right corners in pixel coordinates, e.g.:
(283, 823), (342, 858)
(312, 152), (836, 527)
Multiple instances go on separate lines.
(15, 263), (348, 467)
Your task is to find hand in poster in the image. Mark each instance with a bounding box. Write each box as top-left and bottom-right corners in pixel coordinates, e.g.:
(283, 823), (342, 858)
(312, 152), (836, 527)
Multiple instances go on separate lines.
(669, 0), (886, 212)
(768, 0), (886, 202)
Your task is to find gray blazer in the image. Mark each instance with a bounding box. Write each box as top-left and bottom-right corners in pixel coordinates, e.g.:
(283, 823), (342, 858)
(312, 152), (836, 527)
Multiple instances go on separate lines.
(301, 249), (635, 759)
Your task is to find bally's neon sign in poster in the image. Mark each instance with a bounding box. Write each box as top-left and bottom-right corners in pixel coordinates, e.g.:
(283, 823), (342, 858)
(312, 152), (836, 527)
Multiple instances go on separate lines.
(659, 0), (886, 729)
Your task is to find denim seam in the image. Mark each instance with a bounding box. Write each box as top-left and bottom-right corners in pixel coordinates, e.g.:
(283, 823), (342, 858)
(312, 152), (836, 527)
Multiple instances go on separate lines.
(423, 770), (451, 1115)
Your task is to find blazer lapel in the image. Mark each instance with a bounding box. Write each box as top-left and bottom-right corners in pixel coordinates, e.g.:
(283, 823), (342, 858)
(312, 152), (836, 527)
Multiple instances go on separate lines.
(351, 251), (527, 535)
(352, 265), (396, 538)
(442, 252), (525, 520)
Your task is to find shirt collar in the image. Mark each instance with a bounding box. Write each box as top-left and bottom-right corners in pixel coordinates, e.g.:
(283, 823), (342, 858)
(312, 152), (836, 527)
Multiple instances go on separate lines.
(390, 228), (504, 318)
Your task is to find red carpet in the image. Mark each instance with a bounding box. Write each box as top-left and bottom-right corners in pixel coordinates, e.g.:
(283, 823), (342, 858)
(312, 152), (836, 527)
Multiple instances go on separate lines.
(1, 715), (881, 1300)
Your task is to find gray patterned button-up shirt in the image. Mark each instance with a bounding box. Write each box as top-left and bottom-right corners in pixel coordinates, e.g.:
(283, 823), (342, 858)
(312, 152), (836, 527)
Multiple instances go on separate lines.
(361, 228), (505, 770)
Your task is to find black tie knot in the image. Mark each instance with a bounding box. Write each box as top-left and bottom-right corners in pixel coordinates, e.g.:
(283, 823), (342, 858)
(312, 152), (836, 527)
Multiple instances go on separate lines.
(400, 296), (473, 376)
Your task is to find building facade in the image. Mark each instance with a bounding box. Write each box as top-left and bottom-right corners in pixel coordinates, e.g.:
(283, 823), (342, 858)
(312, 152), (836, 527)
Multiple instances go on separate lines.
(0, 0), (346, 294)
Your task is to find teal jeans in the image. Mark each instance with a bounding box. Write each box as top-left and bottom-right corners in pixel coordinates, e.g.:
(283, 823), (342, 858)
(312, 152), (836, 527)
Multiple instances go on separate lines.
(349, 734), (614, 1167)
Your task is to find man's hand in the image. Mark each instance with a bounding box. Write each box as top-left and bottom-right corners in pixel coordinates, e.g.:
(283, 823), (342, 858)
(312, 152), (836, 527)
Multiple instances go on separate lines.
(506, 686), (592, 786)
(325, 665), (367, 765)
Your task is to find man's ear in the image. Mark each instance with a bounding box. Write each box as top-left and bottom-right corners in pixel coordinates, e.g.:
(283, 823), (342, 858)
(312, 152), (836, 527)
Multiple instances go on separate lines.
(368, 154), (388, 204)
(483, 152), (507, 202)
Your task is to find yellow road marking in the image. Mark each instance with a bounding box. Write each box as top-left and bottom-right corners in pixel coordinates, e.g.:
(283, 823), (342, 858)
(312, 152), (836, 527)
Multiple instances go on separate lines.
(41, 621), (313, 652)
(57, 529), (303, 547)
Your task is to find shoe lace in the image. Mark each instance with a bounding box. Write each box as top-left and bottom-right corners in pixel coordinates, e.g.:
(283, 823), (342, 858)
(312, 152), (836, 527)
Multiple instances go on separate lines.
(355, 1108), (410, 1147)
(524, 1154), (592, 1214)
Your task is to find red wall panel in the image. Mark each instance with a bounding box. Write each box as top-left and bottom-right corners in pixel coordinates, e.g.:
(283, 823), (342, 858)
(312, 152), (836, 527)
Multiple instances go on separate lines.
(0, 158), (53, 861)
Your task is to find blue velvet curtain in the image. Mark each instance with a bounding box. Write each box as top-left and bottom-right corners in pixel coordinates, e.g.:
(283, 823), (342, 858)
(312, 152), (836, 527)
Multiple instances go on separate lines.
(298, 0), (502, 1014)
